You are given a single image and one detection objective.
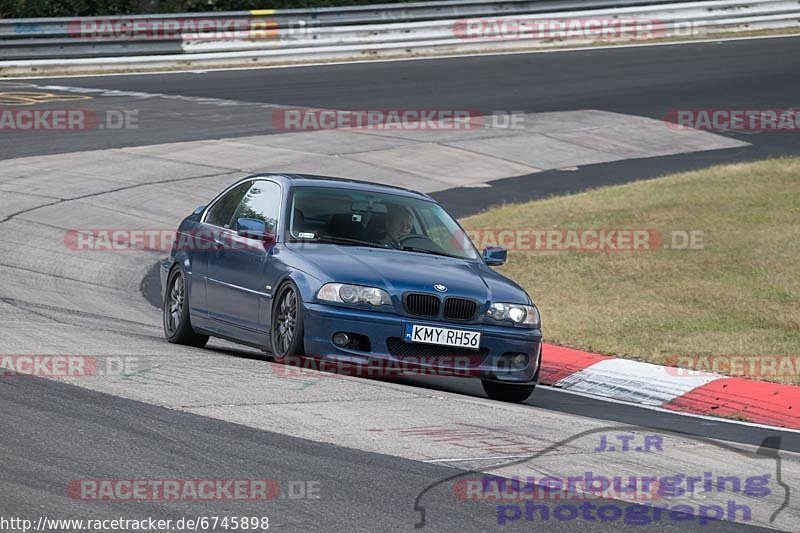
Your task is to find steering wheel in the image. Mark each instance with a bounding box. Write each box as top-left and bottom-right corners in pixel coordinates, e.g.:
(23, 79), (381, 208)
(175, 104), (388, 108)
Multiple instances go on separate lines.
(394, 234), (445, 254)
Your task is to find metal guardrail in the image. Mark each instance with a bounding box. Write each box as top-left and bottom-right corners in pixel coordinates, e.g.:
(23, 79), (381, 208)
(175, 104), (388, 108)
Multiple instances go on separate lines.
(0, 1), (703, 34)
(0, 0), (798, 73)
(1, 0), (703, 60)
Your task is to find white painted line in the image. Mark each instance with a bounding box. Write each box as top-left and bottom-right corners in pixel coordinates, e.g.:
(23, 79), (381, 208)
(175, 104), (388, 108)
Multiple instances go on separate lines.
(423, 455), (535, 463)
(2, 33), (798, 80)
(33, 83), (282, 108)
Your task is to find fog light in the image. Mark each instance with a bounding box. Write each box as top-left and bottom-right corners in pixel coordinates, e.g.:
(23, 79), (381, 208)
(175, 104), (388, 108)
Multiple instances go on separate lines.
(510, 353), (528, 369)
(332, 332), (350, 347)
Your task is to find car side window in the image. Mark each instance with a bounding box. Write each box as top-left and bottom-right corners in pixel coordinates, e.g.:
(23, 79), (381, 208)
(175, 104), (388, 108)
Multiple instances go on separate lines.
(231, 180), (281, 233)
(205, 181), (252, 228)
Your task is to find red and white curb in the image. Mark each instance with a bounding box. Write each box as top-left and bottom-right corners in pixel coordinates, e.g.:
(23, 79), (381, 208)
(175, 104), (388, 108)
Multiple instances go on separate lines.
(539, 343), (800, 430)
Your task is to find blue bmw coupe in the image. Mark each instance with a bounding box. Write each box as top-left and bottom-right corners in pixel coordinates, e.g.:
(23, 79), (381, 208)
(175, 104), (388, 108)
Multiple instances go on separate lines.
(162, 174), (542, 402)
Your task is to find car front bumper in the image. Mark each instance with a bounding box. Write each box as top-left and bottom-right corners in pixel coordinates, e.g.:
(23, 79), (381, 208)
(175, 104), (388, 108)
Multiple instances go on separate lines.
(301, 302), (541, 384)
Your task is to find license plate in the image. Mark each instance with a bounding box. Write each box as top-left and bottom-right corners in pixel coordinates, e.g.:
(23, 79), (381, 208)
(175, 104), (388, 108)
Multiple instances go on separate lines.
(404, 324), (481, 350)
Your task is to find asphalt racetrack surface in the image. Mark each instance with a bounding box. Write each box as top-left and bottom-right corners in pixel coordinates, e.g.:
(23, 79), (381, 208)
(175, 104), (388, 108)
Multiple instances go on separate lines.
(1, 37), (799, 532)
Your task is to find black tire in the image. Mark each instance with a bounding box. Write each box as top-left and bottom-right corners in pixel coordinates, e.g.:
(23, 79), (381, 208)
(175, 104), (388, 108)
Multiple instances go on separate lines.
(481, 379), (535, 403)
(270, 282), (305, 362)
(163, 265), (209, 348)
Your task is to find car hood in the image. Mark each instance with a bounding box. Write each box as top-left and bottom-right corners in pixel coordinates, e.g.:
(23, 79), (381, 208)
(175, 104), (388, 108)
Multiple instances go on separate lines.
(285, 244), (530, 304)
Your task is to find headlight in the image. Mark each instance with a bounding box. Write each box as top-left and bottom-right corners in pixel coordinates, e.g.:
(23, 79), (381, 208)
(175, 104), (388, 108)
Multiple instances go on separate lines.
(487, 302), (540, 327)
(317, 283), (391, 306)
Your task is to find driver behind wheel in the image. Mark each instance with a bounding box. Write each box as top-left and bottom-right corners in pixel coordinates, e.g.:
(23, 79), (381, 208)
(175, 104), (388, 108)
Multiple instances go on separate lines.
(379, 205), (414, 248)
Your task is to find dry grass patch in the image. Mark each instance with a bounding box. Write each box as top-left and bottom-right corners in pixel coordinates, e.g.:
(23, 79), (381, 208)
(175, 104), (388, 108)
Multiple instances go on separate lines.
(461, 158), (800, 382)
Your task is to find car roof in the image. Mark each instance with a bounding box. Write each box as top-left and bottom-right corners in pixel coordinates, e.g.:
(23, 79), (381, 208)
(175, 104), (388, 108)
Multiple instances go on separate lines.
(244, 173), (434, 201)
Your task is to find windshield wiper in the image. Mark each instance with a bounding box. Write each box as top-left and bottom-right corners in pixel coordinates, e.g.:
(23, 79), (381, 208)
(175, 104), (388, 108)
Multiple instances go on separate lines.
(310, 235), (466, 258)
(400, 246), (464, 260)
(314, 235), (387, 249)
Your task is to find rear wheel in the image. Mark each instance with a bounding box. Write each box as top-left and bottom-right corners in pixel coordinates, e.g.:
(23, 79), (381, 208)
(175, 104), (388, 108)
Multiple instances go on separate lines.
(163, 266), (209, 348)
(271, 282), (305, 362)
(481, 379), (535, 403)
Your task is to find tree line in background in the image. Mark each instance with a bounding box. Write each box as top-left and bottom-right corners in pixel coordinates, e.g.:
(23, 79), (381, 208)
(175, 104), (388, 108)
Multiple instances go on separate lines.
(1, 0), (415, 18)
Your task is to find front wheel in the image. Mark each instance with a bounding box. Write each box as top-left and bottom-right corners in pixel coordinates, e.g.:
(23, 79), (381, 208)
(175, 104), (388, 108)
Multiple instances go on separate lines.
(163, 265), (209, 348)
(270, 282), (305, 362)
(481, 379), (535, 403)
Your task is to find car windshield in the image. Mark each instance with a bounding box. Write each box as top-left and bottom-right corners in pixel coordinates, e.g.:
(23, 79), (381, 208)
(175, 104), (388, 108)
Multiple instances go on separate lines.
(288, 186), (480, 261)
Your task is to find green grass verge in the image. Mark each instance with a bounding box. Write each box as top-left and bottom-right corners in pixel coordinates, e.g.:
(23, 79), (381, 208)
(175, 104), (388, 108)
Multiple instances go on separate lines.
(461, 157), (800, 382)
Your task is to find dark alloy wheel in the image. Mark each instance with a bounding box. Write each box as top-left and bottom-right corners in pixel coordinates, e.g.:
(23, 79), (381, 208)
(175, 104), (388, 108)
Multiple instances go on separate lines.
(481, 379), (535, 403)
(271, 282), (305, 362)
(163, 266), (209, 348)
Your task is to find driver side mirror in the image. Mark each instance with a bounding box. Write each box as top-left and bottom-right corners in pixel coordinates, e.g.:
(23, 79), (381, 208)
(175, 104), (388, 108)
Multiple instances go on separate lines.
(483, 246), (507, 266)
(236, 217), (276, 245)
